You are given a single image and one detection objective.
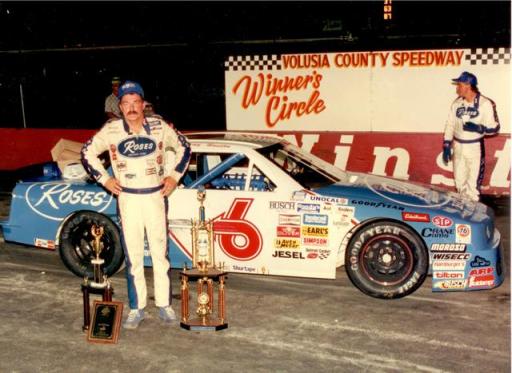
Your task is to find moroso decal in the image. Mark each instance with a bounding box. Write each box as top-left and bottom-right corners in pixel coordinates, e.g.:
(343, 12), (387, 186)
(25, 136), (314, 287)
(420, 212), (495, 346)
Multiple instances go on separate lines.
(213, 198), (263, 261)
(430, 243), (466, 252)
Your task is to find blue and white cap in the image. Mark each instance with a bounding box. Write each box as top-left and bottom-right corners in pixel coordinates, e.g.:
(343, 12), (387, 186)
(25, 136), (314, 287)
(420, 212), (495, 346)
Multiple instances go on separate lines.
(118, 80), (144, 99)
(452, 71), (478, 86)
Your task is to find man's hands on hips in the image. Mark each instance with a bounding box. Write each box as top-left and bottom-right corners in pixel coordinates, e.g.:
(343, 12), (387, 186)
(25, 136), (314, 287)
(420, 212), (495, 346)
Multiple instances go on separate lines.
(105, 177), (122, 195)
(161, 176), (178, 196)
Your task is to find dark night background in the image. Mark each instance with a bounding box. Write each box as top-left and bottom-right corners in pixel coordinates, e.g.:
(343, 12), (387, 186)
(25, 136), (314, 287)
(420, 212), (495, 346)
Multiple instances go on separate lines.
(0, 1), (510, 130)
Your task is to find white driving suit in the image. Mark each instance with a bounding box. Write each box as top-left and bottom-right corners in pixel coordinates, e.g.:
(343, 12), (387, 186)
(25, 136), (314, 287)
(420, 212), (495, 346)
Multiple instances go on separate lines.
(444, 93), (500, 201)
(81, 117), (191, 310)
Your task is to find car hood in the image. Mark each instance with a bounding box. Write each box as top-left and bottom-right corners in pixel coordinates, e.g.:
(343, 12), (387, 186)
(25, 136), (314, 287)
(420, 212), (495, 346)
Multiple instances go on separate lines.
(312, 172), (492, 222)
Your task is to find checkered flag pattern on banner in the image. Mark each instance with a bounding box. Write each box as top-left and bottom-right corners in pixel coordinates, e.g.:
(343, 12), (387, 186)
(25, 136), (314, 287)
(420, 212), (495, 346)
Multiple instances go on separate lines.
(224, 55), (282, 71)
(465, 47), (510, 65)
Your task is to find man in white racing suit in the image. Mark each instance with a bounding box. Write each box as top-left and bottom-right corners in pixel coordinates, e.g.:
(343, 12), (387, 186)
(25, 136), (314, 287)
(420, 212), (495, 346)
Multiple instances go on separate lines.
(443, 71), (500, 201)
(82, 81), (191, 329)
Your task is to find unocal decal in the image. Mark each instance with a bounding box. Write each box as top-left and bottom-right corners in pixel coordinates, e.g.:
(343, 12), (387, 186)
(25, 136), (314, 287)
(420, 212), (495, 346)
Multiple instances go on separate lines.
(26, 183), (113, 221)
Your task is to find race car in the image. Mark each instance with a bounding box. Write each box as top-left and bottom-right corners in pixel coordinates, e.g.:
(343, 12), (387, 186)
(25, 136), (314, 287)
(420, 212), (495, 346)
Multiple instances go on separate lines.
(0, 132), (504, 298)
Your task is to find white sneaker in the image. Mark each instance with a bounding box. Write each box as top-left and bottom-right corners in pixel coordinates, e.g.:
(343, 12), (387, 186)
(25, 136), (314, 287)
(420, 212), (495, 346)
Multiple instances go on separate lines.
(123, 309), (145, 329)
(159, 306), (177, 322)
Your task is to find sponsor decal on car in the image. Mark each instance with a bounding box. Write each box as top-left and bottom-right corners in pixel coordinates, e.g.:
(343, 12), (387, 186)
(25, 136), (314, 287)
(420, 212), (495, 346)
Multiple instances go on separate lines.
(455, 224), (472, 244)
(469, 267), (493, 276)
(278, 214), (301, 226)
(274, 238), (300, 249)
(276, 226), (300, 238)
(421, 228), (454, 238)
(269, 201), (296, 210)
(272, 250), (305, 259)
(292, 191), (307, 201)
(301, 226), (328, 237)
(433, 279), (467, 290)
(297, 203), (320, 213)
(430, 243), (466, 252)
(26, 183), (113, 221)
(432, 253), (471, 260)
(302, 237), (328, 246)
(351, 199), (404, 211)
(470, 256), (491, 268)
(303, 214), (328, 226)
(432, 216), (453, 227)
(432, 260), (466, 271)
(402, 212), (430, 222)
(309, 195), (347, 204)
(306, 249), (330, 259)
(34, 238), (56, 249)
(468, 274), (495, 288)
(232, 265), (257, 273)
(433, 271), (465, 279)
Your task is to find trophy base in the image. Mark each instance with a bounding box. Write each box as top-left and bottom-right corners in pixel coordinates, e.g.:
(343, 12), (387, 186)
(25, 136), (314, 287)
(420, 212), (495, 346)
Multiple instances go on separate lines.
(180, 319), (228, 331)
(89, 281), (109, 289)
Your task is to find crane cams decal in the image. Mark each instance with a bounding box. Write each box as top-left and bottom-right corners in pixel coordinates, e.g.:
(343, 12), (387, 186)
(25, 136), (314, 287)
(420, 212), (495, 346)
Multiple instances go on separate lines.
(26, 183), (113, 221)
(118, 136), (156, 158)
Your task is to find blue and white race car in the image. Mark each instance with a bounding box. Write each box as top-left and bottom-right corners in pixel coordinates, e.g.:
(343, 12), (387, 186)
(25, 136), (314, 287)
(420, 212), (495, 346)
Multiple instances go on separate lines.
(0, 132), (504, 298)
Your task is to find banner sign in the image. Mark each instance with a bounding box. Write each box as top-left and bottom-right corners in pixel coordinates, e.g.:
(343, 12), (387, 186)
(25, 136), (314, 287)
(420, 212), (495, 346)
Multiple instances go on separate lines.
(224, 48), (511, 195)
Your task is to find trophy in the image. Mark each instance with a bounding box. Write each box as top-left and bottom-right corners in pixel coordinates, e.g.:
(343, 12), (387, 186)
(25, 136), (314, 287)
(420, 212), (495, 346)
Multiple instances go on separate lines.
(81, 224), (113, 332)
(180, 188), (228, 331)
(90, 225), (108, 288)
(191, 187), (214, 271)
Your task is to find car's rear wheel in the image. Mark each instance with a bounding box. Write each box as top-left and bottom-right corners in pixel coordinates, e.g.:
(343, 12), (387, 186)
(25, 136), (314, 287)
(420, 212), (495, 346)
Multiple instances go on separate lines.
(345, 221), (428, 299)
(58, 211), (124, 278)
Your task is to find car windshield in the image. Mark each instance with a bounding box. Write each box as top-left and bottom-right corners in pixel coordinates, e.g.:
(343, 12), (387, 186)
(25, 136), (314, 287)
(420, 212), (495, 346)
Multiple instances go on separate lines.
(257, 142), (347, 189)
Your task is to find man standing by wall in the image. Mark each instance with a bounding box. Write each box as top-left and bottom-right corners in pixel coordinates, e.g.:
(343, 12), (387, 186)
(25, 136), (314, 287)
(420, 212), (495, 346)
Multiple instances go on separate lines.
(82, 81), (191, 329)
(104, 77), (122, 119)
(442, 71), (500, 201)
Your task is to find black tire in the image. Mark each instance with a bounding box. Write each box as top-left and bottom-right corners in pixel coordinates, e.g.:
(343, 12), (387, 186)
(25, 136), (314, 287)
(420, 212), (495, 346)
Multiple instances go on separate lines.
(59, 211), (124, 278)
(345, 221), (428, 299)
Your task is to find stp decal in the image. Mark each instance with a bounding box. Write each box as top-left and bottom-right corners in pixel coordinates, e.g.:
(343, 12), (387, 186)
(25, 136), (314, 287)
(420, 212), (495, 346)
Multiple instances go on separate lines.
(213, 198), (263, 261)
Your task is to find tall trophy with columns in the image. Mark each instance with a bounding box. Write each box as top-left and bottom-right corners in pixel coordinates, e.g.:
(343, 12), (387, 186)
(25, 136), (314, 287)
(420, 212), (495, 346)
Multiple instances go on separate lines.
(180, 187), (228, 331)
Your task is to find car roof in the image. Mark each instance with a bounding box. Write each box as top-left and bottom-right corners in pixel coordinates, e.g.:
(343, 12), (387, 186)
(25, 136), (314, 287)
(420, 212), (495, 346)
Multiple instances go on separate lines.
(186, 131), (284, 149)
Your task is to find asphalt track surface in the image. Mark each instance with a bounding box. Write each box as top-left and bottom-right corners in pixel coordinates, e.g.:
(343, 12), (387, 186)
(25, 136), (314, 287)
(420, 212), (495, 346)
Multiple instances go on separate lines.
(0, 194), (509, 373)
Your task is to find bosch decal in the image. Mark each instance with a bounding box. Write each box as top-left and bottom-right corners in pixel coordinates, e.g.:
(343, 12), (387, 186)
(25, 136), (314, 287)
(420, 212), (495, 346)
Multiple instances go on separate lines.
(433, 280), (467, 290)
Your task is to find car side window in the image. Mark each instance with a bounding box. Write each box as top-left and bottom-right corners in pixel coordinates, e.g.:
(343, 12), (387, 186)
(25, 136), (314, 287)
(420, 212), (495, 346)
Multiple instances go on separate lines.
(186, 152), (275, 192)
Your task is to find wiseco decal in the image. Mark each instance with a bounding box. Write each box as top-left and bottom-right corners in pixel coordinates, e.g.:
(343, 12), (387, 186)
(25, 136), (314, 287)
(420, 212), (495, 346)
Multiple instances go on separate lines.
(213, 198), (263, 261)
(402, 212), (430, 222)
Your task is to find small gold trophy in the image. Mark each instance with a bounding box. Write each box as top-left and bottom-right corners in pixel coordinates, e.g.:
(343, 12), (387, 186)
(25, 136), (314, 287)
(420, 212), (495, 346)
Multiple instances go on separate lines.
(81, 224), (113, 332)
(180, 188), (228, 331)
(90, 225), (109, 289)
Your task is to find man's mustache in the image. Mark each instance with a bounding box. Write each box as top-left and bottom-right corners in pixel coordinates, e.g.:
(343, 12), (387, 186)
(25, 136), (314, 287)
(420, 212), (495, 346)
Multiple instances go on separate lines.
(127, 111), (137, 115)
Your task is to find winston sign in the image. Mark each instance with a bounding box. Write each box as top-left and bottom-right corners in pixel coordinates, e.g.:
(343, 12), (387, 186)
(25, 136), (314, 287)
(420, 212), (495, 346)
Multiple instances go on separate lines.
(224, 48), (510, 195)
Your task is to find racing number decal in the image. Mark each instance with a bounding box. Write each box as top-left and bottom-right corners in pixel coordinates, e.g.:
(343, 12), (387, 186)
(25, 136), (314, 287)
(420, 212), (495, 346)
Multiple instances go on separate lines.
(213, 198), (263, 261)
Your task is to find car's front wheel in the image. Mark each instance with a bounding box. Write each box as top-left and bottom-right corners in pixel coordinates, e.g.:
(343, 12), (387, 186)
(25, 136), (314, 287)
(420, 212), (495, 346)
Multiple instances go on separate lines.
(345, 221), (428, 299)
(58, 211), (124, 278)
